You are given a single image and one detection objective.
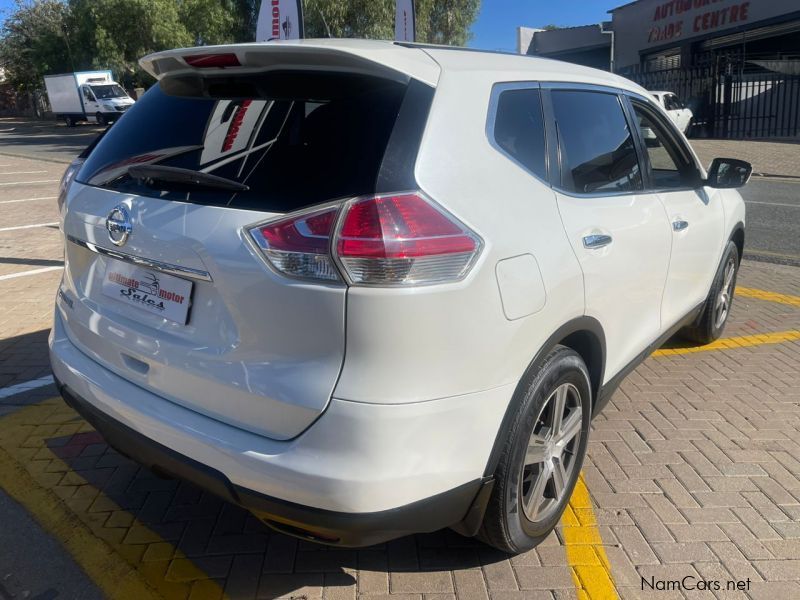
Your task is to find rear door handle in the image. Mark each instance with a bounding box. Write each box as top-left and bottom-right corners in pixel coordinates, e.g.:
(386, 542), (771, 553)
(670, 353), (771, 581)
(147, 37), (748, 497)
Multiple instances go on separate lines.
(672, 219), (689, 231)
(582, 234), (613, 249)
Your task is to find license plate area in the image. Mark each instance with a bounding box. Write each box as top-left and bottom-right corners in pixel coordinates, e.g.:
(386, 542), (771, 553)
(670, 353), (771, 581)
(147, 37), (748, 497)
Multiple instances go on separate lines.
(102, 261), (193, 325)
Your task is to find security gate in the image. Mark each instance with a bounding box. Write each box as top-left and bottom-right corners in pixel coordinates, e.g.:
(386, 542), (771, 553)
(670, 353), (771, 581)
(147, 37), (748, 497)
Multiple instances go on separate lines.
(627, 61), (800, 139)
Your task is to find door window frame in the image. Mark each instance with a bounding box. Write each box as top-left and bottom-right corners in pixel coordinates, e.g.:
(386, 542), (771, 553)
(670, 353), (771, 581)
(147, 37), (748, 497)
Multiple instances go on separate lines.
(540, 82), (644, 199)
(485, 81), (552, 187)
(620, 93), (703, 193)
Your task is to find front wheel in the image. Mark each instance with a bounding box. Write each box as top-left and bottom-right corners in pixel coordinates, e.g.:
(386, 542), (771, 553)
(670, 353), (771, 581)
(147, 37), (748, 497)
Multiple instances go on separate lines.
(681, 240), (739, 344)
(96, 113), (107, 127)
(477, 346), (591, 553)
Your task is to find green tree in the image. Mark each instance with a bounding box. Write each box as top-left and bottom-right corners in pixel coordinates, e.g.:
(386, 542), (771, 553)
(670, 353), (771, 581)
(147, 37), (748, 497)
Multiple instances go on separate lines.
(0, 0), (76, 92)
(69, 0), (194, 87)
(303, 0), (480, 45)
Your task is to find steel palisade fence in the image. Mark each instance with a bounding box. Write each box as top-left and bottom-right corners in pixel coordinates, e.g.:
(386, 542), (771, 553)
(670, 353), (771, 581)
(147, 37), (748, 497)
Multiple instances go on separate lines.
(626, 62), (800, 139)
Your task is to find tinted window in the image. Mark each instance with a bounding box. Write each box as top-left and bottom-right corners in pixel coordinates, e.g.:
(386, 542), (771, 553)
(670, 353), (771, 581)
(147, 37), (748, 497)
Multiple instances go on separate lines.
(492, 88), (547, 180)
(632, 102), (697, 189)
(77, 72), (408, 212)
(551, 91), (641, 194)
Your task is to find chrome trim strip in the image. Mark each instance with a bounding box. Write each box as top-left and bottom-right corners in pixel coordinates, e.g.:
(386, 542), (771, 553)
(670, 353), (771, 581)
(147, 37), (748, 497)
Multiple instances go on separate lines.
(67, 235), (213, 282)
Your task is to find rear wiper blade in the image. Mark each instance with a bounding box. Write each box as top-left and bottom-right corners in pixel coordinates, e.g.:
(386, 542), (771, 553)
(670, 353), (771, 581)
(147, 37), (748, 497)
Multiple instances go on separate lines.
(127, 165), (249, 192)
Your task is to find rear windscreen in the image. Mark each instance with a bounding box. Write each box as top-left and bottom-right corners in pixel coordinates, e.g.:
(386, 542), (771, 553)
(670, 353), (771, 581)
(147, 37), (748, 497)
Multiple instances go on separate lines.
(77, 72), (408, 212)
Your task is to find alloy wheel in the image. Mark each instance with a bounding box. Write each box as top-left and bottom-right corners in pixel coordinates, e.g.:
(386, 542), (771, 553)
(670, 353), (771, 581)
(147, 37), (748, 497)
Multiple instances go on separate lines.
(714, 257), (736, 329)
(520, 383), (583, 523)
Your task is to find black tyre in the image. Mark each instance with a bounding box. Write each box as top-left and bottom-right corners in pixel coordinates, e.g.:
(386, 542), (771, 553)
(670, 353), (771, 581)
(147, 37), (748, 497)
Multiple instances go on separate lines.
(478, 345), (591, 554)
(96, 113), (107, 126)
(64, 116), (76, 127)
(680, 240), (739, 345)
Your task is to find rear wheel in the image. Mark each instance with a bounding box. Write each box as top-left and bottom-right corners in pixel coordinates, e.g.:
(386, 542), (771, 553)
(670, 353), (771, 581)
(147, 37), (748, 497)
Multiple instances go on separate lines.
(64, 116), (76, 127)
(681, 240), (739, 344)
(477, 346), (591, 553)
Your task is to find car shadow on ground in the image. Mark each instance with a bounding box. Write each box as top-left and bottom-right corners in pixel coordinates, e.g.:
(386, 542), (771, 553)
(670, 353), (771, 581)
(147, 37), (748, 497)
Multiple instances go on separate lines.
(0, 118), (103, 161)
(38, 411), (506, 597)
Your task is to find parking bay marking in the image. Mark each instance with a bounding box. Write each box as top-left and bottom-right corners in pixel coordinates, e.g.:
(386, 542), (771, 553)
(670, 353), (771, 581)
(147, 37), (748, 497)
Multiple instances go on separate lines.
(0, 196), (57, 205)
(0, 398), (219, 600)
(0, 170), (48, 176)
(0, 266), (63, 281)
(736, 286), (800, 308)
(0, 375), (54, 400)
(653, 330), (800, 357)
(562, 473), (618, 598)
(0, 179), (59, 186)
(0, 222), (59, 233)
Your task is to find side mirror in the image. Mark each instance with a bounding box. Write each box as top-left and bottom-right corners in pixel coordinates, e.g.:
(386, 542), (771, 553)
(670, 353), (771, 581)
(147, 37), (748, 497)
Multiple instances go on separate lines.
(706, 158), (752, 189)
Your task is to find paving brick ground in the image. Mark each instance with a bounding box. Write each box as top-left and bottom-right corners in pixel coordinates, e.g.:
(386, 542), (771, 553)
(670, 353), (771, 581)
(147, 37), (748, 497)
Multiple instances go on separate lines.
(1, 153), (799, 599)
(690, 139), (799, 179)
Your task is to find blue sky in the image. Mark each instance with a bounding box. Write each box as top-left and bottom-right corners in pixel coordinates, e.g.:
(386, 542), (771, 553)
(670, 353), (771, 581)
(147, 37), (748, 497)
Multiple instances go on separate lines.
(0, 0), (620, 52)
(469, 1), (620, 51)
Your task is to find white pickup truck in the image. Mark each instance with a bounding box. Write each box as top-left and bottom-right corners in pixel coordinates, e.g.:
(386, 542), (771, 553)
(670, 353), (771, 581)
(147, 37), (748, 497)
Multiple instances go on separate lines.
(44, 71), (135, 127)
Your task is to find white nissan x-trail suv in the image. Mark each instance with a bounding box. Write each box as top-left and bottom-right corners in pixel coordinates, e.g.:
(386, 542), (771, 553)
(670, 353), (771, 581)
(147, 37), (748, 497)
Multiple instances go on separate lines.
(50, 39), (750, 553)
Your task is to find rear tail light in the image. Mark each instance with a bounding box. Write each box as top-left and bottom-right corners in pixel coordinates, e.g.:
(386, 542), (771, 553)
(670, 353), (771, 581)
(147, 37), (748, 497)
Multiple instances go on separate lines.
(250, 204), (341, 282)
(336, 193), (481, 285)
(247, 192), (482, 286)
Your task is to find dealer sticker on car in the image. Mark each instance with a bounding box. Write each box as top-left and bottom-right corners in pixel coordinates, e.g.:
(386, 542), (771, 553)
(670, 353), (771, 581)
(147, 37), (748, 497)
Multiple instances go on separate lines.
(102, 262), (192, 324)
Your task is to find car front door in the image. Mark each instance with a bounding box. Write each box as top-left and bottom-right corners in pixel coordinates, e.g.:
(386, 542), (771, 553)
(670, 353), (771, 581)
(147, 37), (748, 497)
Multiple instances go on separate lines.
(626, 96), (724, 332)
(545, 87), (672, 381)
(82, 86), (98, 119)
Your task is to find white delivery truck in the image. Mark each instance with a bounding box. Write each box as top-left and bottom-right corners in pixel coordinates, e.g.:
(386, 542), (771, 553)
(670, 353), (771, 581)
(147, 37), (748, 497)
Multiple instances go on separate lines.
(44, 70), (135, 127)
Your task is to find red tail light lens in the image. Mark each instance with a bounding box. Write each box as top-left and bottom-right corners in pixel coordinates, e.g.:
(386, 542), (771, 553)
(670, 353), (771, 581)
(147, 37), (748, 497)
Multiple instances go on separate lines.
(248, 192), (482, 286)
(336, 192), (481, 286)
(183, 53), (241, 68)
(250, 205), (340, 282)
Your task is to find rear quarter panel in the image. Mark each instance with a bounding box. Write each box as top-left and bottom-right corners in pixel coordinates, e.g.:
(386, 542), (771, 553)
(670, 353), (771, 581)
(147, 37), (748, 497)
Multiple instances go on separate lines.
(333, 68), (585, 404)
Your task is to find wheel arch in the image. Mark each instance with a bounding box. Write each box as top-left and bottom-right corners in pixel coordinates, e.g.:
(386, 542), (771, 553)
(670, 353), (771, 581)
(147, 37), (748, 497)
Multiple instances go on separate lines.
(482, 317), (605, 478)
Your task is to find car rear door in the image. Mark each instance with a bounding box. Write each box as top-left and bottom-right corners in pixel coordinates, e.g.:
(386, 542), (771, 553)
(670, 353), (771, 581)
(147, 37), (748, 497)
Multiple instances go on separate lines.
(544, 86), (672, 381)
(61, 66), (430, 441)
(626, 95), (724, 330)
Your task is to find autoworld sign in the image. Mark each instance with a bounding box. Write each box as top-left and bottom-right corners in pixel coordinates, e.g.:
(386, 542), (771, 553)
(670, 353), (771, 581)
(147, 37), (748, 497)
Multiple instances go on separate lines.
(611, 0), (793, 68)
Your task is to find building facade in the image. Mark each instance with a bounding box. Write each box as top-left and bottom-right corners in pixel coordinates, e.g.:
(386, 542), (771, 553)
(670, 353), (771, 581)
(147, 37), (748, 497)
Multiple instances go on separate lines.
(519, 0), (800, 138)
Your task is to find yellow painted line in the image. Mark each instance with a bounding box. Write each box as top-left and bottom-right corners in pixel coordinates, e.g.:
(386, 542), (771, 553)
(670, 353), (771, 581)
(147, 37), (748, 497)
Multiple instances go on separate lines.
(0, 398), (223, 600)
(652, 329), (800, 356)
(736, 286), (800, 308)
(562, 473), (618, 599)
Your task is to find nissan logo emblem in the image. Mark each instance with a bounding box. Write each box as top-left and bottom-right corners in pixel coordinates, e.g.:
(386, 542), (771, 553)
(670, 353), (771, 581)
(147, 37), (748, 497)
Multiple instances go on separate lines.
(106, 205), (132, 246)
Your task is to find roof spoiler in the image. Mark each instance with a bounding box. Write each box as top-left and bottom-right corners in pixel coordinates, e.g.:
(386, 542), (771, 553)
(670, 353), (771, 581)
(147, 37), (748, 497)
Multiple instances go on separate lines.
(140, 41), (440, 87)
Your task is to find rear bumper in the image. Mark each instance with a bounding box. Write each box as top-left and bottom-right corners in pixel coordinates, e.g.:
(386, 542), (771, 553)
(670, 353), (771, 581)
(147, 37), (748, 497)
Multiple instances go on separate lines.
(57, 382), (482, 546)
(49, 309), (511, 546)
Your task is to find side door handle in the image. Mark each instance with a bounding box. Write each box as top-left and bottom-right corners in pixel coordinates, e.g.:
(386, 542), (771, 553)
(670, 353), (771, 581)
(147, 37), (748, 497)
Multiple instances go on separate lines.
(582, 234), (613, 249)
(672, 219), (689, 231)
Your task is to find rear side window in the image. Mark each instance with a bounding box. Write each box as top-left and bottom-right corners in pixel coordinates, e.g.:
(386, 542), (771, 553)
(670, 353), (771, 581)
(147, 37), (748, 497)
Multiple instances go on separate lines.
(77, 72), (409, 212)
(491, 87), (547, 180)
(552, 90), (642, 194)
